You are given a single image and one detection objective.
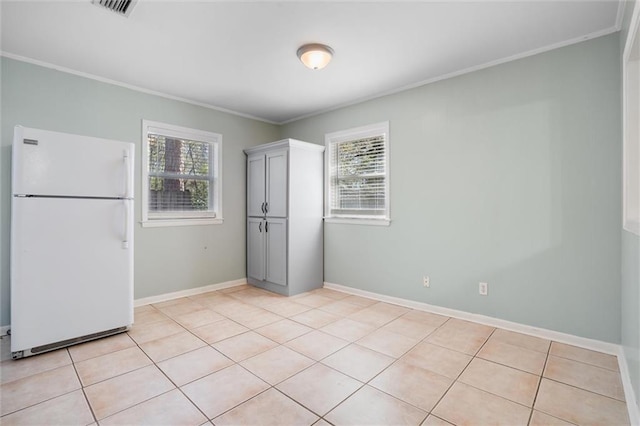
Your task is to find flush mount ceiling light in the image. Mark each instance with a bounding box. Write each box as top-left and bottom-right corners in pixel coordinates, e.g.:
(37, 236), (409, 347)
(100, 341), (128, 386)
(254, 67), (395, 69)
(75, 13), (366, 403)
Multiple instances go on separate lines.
(297, 43), (334, 70)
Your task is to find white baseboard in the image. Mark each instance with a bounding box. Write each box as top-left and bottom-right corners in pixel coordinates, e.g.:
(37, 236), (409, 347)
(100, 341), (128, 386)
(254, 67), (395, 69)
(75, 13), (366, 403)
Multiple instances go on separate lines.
(618, 347), (640, 425)
(324, 281), (640, 424)
(324, 281), (619, 354)
(134, 278), (247, 307)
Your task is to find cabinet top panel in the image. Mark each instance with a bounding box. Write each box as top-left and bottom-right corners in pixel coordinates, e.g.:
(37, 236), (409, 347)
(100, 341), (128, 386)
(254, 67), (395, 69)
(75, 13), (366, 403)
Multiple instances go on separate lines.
(244, 139), (325, 155)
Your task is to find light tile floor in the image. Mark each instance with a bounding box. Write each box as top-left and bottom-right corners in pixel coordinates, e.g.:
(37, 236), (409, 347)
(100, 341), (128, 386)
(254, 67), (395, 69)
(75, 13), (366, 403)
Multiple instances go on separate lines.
(0, 285), (630, 425)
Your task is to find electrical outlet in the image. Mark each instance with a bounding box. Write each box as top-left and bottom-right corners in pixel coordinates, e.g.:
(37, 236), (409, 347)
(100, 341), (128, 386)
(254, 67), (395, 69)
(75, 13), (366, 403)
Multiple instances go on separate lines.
(479, 282), (488, 296)
(423, 276), (430, 287)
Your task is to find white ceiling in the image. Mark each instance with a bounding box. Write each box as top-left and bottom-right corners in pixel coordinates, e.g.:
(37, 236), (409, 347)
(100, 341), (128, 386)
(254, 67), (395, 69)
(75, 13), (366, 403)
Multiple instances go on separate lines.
(0, 1), (624, 124)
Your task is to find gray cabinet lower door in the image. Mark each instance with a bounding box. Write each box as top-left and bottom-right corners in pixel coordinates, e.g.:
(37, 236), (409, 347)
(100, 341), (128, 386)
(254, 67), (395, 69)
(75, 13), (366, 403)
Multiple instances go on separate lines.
(265, 218), (287, 286)
(247, 218), (265, 281)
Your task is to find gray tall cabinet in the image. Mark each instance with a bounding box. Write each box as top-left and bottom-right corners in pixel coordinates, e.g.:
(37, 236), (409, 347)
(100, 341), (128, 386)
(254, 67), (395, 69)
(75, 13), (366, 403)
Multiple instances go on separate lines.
(244, 139), (324, 296)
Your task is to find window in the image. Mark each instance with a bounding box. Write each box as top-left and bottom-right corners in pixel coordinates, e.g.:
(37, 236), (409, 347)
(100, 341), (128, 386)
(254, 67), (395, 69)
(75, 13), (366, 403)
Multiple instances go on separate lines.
(325, 121), (390, 225)
(623, 1), (640, 236)
(142, 120), (222, 227)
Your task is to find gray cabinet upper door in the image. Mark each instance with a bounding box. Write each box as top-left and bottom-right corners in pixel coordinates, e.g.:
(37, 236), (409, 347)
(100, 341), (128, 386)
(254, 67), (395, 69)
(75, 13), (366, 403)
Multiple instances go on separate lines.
(265, 218), (287, 286)
(247, 217), (265, 281)
(247, 154), (265, 217)
(265, 150), (288, 218)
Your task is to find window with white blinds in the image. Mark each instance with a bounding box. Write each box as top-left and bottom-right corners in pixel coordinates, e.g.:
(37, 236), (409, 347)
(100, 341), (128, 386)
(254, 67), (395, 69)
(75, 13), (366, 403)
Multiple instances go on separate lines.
(142, 120), (222, 227)
(325, 122), (390, 225)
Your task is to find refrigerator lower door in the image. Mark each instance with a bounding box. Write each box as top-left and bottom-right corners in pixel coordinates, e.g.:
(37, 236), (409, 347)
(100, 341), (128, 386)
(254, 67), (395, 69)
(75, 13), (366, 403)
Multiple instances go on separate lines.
(11, 197), (134, 356)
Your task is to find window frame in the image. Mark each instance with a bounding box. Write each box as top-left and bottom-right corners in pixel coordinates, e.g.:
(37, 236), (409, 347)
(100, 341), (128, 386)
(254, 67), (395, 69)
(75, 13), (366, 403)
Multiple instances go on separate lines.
(141, 120), (223, 228)
(325, 121), (390, 226)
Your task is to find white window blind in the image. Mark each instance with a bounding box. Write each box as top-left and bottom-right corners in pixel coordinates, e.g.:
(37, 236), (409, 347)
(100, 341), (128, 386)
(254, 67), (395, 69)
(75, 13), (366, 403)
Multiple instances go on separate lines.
(148, 134), (213, 213)
(326, 122), (390, 224)
(142, 120), (222, 227)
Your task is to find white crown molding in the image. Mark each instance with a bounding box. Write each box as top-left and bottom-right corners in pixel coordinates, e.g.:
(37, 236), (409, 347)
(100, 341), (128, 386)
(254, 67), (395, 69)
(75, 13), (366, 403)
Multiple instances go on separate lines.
(616, 0), (628, 32)
(282, 26), (620, 125)
(0, 51), (278, 125)
(2, 19), (621, 128)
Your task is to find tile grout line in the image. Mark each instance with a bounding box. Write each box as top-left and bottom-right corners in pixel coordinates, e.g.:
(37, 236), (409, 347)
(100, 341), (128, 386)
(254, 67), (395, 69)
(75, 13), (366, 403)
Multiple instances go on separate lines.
(527, 338), (552, 425)
(455, 334), (549, 409)
(87, 328), (179, 423)
(143, 343), (212, 424)
(76, 303), (209, 424)
(200, 375), (273, 423)
(271, 377), (347, 423)
(68, 347), (100, 425)
(96, 388), (178, 425)
(18, 353), (89, 423)
(446, 329), (601, 422)
(1, 294), (414, 423)
(229, 300), (427, 421)
(205, 328), (356, 424)
(138, 302), (280, 424)
(2, 286), (630, 425)
(315, 313), (456, 423)
(474, 338), (550, 376)
(124, 298), (508, 423)
(542, 376), (630, 404)
(0, 355), (93, 421)
(151, 294), (326, 423)
(547, 352), (622, 372)
(424, 326), (498, 422)
(128, 303), (262, 423)
(157, 300), (280, 424)
(362, 315), (452, 401)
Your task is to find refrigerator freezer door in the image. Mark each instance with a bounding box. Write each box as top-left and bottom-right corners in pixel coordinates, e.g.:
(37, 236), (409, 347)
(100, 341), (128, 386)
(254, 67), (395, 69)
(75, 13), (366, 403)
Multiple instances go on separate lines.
(13, 126), (134, 198)
(11, 197), (134, 353)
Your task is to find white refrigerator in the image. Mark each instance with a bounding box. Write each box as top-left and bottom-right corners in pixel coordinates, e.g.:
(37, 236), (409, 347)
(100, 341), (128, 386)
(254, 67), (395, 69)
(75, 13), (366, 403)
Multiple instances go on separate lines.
(11, 126), (134, 359)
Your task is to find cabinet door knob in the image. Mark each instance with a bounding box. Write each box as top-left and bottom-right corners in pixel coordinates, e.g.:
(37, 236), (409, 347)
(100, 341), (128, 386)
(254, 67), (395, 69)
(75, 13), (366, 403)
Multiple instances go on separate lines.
(265, 221), (269, 232)
(261, 202), (265, 213)
(265, 202), (269, 213)
(258, 222), (262, 233)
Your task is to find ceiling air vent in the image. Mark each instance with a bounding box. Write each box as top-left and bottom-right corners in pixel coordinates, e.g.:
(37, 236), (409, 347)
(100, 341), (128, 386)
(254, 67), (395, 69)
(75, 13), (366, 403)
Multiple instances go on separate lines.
(92, 0), (137, 17)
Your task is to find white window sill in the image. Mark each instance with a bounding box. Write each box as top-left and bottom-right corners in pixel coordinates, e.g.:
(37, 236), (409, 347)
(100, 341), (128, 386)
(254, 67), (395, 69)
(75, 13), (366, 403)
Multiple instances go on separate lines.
(324, 217), (391, 227)
(141, 218), (224, 228)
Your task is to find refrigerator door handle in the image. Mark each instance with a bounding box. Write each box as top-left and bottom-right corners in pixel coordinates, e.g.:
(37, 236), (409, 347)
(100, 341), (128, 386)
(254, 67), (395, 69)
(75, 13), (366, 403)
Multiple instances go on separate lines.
(123, 150), (130, 199)
(122, 200), (130, 249)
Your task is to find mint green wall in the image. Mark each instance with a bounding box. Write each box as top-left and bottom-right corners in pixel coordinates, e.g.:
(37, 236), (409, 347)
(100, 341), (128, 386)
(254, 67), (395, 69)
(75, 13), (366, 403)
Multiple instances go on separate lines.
(0, 57), (280, 327)
(621, 0), (640, 407)
(281, 34), (622, 342)
(0, 35), (625, 345)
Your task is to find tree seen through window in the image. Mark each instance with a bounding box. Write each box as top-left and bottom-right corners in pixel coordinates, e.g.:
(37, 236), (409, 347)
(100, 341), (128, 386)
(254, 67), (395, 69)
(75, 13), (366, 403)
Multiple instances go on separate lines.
(148, 134), (212, 212)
